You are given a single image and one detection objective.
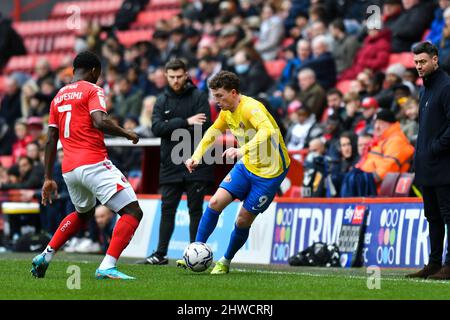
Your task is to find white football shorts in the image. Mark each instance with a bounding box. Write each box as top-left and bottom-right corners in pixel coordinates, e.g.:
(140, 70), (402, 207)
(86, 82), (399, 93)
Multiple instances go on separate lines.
(62, 159), (138, 213)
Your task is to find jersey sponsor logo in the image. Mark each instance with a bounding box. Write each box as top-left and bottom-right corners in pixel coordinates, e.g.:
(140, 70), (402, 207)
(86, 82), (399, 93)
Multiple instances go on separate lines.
(58, 104), (72, 112)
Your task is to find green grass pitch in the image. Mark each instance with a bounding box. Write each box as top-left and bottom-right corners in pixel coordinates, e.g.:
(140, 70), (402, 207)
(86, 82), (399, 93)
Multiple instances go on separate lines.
(1, 252), (449, 300)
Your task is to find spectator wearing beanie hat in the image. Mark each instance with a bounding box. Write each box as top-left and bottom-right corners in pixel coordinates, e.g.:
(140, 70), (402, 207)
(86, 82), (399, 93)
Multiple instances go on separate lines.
(358, 108), (414, 185)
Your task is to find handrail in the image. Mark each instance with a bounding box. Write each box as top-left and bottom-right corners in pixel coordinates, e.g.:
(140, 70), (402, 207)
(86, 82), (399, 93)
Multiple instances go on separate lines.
(11, 0), (52, 22)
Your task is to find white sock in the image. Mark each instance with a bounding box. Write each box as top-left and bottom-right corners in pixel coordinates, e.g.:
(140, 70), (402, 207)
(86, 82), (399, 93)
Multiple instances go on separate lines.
(42, 246), (55, 263)
(98, 254), (117, 270)
(219, 256), (231, 266)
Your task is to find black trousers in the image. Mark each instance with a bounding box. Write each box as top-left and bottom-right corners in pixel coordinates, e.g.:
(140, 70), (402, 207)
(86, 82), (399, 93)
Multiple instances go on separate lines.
(156, 180), (210, 256)
(422, 185), (450, 265)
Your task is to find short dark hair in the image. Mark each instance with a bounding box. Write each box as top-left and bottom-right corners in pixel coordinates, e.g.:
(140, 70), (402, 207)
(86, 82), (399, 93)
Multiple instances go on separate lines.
(73, 51), (101, 70)
(330, 19), (346, 33)
(164, 58), (187, 72)
(327, 88), (343, 98)
(208, 71), (240, 93)
(412, 41), (439, 57)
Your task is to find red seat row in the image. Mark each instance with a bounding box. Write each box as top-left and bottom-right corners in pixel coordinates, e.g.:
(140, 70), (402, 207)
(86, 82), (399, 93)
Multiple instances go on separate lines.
(146, 0), (181, 10)
(13, 20), (75, 37)
(51, 0), (124, 18)
(264, 59), (286, 80)
(24, 35), (76, 54)
(387, 52), (415, 69)
(5, 53), (74, 74)
(132, 9), (181, 27)
(116, 29), (154, 47)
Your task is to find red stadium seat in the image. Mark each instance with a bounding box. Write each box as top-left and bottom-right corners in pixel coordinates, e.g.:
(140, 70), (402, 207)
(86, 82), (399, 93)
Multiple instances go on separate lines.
(379, 172), (401, 197)
(264, 59), (286, 80)
(147, 0), (180, 9)
(283, 152), (306, 197)
(388, 52), (415, 69)
(0, 76), (6, 94)
(210, 101), (218, 122)
(116, 29), (154, 47)
(128, 176), (142, 193)
(51, 0), (123, 18)
(336, 80), (352, 94)
(422, 29), (430, 41)
(284, 185), (301, 198)
(394, 172), (415, 197)
(132, 9), (181, 27)
(0, 156), (14, 169)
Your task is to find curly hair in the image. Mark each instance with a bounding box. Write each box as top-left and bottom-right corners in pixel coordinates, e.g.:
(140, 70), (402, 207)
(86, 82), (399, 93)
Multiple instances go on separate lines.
(208, 70), (240, 93)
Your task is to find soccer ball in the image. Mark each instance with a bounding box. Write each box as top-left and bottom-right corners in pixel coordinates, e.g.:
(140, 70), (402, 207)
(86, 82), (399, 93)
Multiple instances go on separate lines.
(183, 242), (213, 272)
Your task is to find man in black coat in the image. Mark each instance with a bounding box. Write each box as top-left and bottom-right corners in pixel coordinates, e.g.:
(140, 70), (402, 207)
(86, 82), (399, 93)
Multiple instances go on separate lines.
(407, 42), (450, 280)
(138, 58), (214, 265)
(389, 0), (434, 53)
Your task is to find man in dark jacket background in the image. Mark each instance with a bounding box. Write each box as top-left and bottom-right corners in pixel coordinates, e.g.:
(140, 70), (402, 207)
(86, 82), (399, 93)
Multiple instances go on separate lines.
(138, 58), (213, 265)
(407, 42), (450, 280)
(388, 0), (434, 53)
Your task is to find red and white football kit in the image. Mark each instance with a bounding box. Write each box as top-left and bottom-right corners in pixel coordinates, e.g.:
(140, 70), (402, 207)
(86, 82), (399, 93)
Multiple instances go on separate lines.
(49, 80), (136, 213)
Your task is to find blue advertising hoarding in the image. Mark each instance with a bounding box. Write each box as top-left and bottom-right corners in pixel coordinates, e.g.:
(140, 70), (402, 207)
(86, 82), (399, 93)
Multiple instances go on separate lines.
(362, 202), (430, 268)
(147, 200), (241, 260)
(271, 202), (351, 265)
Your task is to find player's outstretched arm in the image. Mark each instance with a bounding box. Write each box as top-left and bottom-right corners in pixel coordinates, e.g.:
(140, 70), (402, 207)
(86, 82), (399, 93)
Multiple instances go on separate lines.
(91, 111), (139, 144)
(42, 127), (59, 205)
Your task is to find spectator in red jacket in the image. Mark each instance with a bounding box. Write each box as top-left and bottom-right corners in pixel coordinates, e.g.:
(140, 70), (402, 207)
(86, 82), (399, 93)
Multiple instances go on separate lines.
(11, 119), (33, 164)
(338, 28), (392, 81)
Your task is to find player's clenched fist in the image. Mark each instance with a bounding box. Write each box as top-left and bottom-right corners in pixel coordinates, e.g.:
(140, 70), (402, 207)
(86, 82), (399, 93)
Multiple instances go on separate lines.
(126, 130), (139, 144)
(185, 158), (198, 173)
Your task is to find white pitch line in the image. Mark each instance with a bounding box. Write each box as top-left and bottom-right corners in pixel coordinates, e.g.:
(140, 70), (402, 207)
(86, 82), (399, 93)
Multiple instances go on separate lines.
(232, 268), (450, 284)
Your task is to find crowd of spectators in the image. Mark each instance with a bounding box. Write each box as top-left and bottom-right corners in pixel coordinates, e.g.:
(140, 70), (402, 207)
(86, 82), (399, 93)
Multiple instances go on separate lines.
(0, 0), (447, 246)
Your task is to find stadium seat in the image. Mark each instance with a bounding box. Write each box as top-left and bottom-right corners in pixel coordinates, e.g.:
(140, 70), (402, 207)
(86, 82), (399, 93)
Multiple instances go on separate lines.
(379, 172), (401, 197)
(132, 9), (181, 27)
(422, 29), (430, 41)
(209, 101), (218, 122)
(394, 172), (415, 197)
(128, 176), (141, 193)
(116, 29), (153, 47)
(388, 52), (415, 69)
(264, 59), (286, 80)
(284, 185), (301, 198)
(0, 156), (13, 169)
(336, 80), (352, 94)
(0, 76), (6, 93)
(146, 0), (180, 9)
(283, 152), (305, 197)
(51, 0), (123, 18)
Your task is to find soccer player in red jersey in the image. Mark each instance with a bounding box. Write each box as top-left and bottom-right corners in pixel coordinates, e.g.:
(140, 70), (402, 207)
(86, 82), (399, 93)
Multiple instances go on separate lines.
(31, 51), (143, 280)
